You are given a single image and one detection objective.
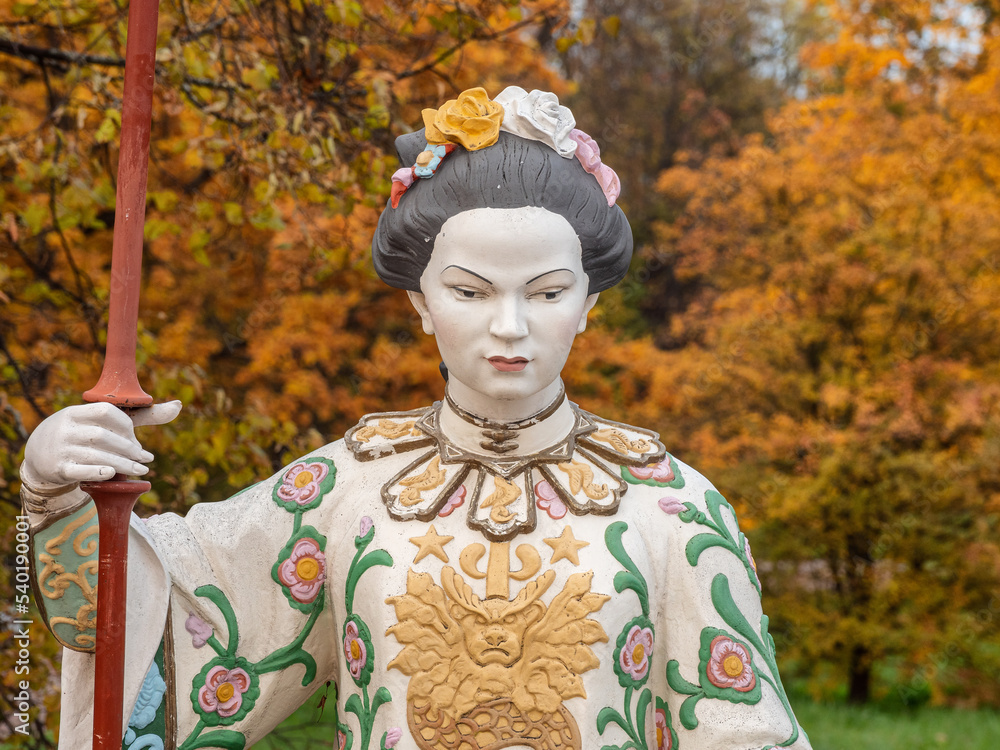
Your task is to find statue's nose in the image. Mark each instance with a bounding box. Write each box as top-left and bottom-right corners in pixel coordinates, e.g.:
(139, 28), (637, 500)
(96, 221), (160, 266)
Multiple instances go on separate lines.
(484, 630), (507, 646)
(489, 297), (529, 341)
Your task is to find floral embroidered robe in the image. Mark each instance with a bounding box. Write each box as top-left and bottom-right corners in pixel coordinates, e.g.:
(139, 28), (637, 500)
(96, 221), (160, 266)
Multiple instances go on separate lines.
(30, 397), (811, 750)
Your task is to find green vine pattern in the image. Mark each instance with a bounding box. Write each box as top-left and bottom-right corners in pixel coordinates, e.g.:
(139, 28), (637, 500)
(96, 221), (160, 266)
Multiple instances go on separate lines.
(341, 518), (394, 750)
(665, 575), (801, 748)
(597, 521), (657, 750)
(677, 490), (760, 593)
(175, 457), (335, 750)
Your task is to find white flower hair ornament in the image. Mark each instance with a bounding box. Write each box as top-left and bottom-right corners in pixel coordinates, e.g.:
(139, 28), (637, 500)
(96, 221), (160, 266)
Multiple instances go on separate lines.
(389, 86), (621, 208)
(494, 85), (578, 157)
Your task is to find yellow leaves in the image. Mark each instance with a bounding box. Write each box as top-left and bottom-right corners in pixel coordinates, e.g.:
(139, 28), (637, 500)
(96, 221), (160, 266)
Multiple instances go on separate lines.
(148, 190), (178, 213)
(248, 205), (285, 231)
(223, 202), (244, 226)
(94, 109), (121, 144)
(19, 201), (48, 235)
(143, 218), (181, 242)
(324, 0), (363, 28)
(241, 62), (279, 92)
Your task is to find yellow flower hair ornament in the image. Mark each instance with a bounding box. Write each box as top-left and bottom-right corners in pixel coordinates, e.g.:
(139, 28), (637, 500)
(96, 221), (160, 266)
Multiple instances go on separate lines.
(390, 87), (504, 208)
(422, 87), (504, 151)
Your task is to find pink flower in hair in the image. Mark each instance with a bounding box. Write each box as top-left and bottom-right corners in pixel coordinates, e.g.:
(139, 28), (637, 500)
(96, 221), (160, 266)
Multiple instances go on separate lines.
(569, 129), (621, 206)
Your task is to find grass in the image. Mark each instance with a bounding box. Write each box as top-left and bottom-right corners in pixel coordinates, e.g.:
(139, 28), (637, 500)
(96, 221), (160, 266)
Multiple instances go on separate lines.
(247, 693), (1000, 749)
(8, 692), (996, 749)
(795, 700), (1000, 750)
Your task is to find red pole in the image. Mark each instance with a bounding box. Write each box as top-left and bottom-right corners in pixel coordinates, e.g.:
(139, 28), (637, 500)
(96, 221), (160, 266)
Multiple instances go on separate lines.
(83, 0), (159, 409)
(80, 0), (161, 747)
(79, 478), (150, 750)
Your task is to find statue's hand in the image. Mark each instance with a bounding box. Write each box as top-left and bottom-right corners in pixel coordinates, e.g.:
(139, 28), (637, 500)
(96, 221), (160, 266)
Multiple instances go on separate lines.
(21, 401), (183, 510)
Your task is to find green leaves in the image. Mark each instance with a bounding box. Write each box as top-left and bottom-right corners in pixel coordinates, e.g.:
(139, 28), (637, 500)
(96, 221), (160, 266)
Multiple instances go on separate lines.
(605, 521), (650, 616)
(681, 490), (760, 593)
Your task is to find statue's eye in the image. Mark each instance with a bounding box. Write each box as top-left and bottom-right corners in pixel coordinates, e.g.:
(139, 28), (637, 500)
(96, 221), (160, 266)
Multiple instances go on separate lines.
(532, 289), (562, 301)
(462, 290), (477, 298)
(503, 615), (517, 625)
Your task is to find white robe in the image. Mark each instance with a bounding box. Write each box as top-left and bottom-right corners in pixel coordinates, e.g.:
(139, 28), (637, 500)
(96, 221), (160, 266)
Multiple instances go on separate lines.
(35, 398), (812, 750)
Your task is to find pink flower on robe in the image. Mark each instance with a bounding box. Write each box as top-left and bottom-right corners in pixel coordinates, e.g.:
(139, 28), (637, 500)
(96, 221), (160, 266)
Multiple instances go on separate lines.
(627, 459), (676, 484)
(277, 462), (330, 506)
(655, 708), (672, 750)
(197, 666), (252, 718)
(277, 537), (327, 604)
(658, 496), (686, 515)
(185, 613), (213, 648)
(619, 624), (654, 681)
(706, 635), (757, 692)
(359, 515), (374, 537)
(535, 480), (567, 519)
(384, 727), (403, 748)
(344, 620), (368, 680)
(438, 485), (467, 517)
(744, 536), (758, 575)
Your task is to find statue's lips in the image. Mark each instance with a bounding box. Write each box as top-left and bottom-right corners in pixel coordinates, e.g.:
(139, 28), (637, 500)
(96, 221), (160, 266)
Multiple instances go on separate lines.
(488, 357), (528, 372)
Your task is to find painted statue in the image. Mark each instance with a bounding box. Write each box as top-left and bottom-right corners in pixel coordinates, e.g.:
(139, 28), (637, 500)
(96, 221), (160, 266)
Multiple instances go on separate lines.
(21, 87), (812, 750)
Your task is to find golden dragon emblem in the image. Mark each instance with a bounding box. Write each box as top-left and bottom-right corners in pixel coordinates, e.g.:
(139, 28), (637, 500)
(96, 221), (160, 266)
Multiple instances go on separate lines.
(386, 560), (609, 749)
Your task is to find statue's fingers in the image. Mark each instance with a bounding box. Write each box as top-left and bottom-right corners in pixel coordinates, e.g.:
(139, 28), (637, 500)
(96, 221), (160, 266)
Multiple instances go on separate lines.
(74, 425), (153, 463)
(60, 463), (119, 483)
(62, 449), (149, 480)
(130, 400), (183, 428)
(73, 401), (137, 434)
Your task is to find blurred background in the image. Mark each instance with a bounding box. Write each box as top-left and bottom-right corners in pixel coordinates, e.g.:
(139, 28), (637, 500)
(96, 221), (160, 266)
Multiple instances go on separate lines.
(2, 1), (1000, 747)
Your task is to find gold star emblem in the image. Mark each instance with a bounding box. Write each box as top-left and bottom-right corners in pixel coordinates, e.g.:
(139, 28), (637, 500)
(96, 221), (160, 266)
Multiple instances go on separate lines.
(544, 526), (589, 566)
(409, 524), (454, 563)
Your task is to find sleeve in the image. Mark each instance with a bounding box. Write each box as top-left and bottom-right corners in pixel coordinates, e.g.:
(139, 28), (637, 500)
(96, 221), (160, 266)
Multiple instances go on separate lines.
(644, 461), (813, 750)
(27, 448), (345, 750)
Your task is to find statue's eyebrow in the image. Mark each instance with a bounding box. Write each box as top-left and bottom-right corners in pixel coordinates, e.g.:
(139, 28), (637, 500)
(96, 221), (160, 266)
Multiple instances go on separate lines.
(443, 265), (493, 285)
(526, 269), (574, 285)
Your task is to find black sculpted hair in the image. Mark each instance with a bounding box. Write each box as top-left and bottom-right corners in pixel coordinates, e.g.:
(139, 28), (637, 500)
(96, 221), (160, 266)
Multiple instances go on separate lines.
(372, 130), (633, 294)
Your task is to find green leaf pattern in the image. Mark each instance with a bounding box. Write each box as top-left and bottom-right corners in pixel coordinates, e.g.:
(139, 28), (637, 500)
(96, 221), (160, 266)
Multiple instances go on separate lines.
(599, 522), (659, 750)
(176, 457), (338, 750)
(341, 517), (394, 750)
(665, 486), (802, 748)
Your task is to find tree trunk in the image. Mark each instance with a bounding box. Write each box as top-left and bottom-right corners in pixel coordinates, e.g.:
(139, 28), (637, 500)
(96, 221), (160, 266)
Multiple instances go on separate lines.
(847, 644), (871, 704)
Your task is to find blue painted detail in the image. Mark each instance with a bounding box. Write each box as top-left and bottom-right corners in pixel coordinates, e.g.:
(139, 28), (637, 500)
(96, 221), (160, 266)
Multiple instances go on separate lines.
(414, 144), (449, 178)
(123, 658), (167, 750)
(129, 661), (167, 730)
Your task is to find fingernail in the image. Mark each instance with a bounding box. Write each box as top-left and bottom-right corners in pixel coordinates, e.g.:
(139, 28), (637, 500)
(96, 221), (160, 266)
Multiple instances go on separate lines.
(133, 464), (148, 475)
(140, 451), (154, 462)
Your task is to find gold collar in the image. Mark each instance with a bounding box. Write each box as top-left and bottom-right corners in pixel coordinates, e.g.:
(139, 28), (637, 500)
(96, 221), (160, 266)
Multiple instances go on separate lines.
(344, 401), (666, 542)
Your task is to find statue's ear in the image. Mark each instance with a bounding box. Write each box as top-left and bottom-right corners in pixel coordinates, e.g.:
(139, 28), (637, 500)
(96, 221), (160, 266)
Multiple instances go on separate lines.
(407, 291), (434, 335)
(396, 129), (428, 167)
(578, 293), (600, 334)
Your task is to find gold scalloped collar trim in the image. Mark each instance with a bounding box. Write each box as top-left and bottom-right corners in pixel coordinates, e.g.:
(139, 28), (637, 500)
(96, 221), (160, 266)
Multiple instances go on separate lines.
(345, 402), (666, 542)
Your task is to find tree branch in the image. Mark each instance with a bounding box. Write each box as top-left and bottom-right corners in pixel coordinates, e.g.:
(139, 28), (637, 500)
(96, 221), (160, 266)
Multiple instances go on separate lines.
(0, 39), (242, 92)
(0, 38), (124, 68)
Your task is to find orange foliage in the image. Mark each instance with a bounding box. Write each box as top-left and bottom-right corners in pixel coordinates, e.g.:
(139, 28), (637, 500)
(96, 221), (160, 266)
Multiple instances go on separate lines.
(566, 1), (1000, 705)
(0, 1), (573, 741)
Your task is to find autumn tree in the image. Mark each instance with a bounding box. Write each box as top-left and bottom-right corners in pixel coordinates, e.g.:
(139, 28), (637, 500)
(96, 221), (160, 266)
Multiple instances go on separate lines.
(566, 0), (1000, 706)
(0, 1), (573, 744)
(555, 0), (820, 338)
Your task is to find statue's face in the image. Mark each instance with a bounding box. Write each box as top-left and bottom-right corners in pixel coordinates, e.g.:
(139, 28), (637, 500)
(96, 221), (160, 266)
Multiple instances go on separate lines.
(409, 207), (598, 407)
